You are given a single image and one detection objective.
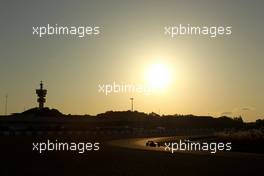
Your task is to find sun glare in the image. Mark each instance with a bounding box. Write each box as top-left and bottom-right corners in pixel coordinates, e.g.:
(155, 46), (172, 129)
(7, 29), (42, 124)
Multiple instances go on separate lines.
(145, 63), (172, 91)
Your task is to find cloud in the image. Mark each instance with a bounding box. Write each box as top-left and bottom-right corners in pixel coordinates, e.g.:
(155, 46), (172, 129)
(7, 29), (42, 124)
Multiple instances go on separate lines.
(241, 107), (255, 111)
(220, 106), (256, 117)
(232, 106), (256, 113)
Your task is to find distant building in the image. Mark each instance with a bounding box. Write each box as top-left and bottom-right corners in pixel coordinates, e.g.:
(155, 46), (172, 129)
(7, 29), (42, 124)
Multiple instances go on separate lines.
(36, 81), (47, 109)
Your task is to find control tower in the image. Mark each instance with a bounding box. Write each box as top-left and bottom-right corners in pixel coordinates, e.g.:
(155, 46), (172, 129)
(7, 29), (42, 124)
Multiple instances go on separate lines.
(36, 81), (47, 109)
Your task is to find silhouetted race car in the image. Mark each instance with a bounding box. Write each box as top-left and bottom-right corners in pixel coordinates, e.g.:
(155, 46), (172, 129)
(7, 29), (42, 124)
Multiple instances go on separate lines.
(146, 140), (160, 147)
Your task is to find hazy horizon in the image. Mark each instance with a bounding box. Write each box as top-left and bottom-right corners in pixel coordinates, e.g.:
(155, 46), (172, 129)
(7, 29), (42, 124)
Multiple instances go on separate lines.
(1, 0), (264, 122)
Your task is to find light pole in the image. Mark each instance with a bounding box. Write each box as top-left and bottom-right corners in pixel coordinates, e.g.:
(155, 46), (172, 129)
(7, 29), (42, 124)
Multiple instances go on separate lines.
(5, 94), (8, 115)
(130, 98), (134, 111)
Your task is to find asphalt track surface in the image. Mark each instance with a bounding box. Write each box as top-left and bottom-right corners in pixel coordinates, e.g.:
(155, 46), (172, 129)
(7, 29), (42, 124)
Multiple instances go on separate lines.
(1, 135), (264, 176)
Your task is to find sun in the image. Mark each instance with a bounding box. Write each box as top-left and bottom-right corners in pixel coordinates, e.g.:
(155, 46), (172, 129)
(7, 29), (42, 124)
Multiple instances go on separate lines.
(145, 63), (172, 91)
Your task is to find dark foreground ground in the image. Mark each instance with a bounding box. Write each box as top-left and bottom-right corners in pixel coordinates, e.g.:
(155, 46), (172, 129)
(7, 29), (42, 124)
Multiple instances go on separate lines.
(0, 135), (263, 176)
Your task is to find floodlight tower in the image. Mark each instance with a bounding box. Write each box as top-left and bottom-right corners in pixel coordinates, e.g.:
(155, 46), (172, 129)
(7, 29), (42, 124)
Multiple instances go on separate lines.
(36, 81), (47, 109)
(5, 94), (8, 115)
(130, 98), (134, 111)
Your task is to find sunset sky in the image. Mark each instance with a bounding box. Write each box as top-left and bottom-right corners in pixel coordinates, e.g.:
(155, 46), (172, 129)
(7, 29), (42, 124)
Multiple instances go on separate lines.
(0, 0), (263, 121)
